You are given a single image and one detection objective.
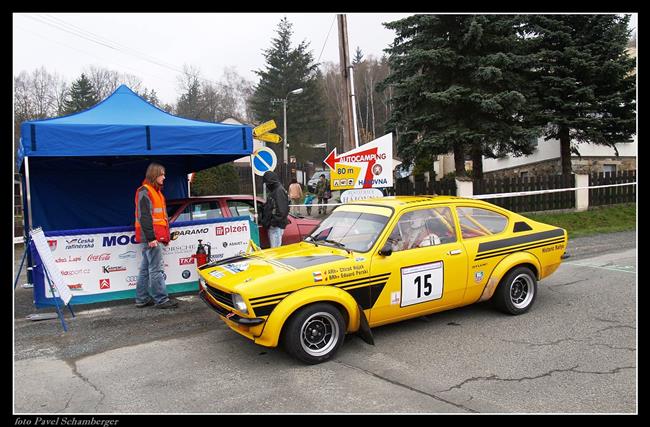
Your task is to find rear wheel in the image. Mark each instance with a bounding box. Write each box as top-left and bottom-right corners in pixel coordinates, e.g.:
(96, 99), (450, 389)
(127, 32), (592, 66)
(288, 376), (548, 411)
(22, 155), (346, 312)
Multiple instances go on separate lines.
(283, 303), (346, 364)
(492, 266), (537, 315)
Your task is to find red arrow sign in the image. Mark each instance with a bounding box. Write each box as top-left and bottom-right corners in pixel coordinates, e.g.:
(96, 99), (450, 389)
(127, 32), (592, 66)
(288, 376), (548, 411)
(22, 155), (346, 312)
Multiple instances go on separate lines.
(324, 147), (378, 170)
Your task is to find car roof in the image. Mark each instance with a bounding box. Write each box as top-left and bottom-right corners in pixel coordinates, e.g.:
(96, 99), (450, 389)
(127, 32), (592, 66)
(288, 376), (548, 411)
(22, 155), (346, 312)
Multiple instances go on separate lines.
(168, 195), (262, 203)
(348, 195), (485, 210)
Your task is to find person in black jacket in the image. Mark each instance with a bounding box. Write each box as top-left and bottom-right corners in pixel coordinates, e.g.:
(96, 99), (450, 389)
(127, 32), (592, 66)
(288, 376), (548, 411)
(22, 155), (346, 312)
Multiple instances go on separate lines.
(261, 171), (289, 248)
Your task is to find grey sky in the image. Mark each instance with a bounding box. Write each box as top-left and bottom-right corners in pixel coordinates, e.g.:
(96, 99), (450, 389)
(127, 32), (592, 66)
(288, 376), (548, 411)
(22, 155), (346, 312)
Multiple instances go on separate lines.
(13, 13), (637, 107)
(13, 13), (412, 105)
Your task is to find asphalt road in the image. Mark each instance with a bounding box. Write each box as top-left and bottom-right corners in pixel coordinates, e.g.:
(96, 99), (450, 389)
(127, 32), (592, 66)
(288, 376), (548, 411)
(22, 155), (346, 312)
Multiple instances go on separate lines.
(13, 231), (637, 414)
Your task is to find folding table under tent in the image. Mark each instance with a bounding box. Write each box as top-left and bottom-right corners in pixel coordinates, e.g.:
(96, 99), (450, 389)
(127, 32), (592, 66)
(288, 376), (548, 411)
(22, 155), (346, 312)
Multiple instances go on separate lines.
(16, 84), (254, 234)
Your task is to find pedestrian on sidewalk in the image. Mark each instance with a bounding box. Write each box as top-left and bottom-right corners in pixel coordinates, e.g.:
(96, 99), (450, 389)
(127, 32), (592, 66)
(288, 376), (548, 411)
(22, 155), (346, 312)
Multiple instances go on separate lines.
(260, 171), (290, 248)
(316, 174), (331, 215)
(288, 178), (303, 215)
(304, 193), (315, 216)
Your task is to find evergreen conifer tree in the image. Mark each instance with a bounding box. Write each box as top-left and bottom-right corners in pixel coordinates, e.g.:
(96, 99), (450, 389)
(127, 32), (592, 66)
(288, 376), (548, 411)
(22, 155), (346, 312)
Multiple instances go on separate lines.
(380, 15), (539, 178)
(249, 17), (327, 164)
(62, 73), (99, 115)
(523, 15), (636, 174)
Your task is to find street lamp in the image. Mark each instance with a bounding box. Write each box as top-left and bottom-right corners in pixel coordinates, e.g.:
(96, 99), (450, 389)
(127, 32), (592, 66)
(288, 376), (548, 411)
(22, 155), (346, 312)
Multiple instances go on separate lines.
(272, 88), (303, 164)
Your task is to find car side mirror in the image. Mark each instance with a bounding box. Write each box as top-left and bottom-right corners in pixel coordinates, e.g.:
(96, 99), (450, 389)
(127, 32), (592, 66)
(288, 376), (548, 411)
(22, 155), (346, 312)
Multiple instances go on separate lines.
(378, 242), (393, 257)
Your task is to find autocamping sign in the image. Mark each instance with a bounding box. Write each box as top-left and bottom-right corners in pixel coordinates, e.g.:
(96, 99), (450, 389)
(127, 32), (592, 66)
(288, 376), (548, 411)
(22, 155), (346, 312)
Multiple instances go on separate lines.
(324, 133), (393, 190)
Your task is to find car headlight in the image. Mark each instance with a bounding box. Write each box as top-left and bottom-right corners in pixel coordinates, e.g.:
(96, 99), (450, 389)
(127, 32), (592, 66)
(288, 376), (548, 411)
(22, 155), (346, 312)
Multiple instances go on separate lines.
(232, 293), (248, 315)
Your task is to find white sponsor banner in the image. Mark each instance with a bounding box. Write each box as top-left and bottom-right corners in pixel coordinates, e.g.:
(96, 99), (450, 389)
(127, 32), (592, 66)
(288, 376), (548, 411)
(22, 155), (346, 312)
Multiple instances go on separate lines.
(43, 219), (251, 299)
(30, 228), (74, 305)
(340, 188), (385, 203)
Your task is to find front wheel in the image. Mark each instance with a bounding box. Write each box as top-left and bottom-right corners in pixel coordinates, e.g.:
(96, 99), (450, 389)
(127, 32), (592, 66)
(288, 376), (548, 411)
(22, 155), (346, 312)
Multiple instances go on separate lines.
(283, 303), (346, 364)
(492, 266), (538, 315)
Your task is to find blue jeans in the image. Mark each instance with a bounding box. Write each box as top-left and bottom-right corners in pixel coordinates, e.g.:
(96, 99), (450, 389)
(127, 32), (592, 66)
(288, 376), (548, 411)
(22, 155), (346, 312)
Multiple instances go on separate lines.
(268, 226), (284, 248)
(135, 244), (169, 304)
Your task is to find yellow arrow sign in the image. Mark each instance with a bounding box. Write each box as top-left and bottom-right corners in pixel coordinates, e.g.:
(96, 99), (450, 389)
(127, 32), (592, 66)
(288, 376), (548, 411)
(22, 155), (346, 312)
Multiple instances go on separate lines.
(256, 132), (283, 144)
(253, 120), (277, 137)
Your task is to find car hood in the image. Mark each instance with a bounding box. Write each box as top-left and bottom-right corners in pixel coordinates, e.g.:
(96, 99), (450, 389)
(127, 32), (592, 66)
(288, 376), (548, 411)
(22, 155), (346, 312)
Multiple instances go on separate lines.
(199, 242), (354, 292)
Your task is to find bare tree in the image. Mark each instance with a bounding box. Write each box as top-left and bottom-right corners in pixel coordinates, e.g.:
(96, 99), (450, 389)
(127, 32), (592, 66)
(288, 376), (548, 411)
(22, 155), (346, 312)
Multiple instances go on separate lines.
(85, 65), (143, 100)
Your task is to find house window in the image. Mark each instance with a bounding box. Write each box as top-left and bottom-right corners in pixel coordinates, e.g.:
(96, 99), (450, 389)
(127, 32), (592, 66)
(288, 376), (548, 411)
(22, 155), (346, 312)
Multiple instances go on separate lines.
(603, 164), (617, 175)
(520, 171), (529, 178)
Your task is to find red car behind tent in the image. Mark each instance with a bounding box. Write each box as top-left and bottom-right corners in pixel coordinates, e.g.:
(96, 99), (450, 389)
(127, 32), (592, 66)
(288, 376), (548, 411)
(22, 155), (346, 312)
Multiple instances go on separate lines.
(167, 195), (320, 249)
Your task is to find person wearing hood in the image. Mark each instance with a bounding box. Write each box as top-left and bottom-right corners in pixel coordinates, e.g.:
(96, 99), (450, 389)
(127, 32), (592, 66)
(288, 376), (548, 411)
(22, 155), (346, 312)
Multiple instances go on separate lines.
(261, 171), (290, 248)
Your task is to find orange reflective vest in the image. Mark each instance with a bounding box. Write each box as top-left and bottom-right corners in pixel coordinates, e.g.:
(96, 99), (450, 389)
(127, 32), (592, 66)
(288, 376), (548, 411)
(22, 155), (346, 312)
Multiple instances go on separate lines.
(134, 183), (170, 244)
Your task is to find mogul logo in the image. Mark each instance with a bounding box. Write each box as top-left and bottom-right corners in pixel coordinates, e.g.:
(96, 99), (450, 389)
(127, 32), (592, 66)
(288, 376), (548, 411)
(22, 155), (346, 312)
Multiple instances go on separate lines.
(215, 224), (248, 236)
(88, 253), (111, 262)
(170, 228), (209, 241)
(103, 234), (137, 247)
(99, 279), (111, 289)
(47, 240), (57, 251)
(102, 265), (127, 274)
(179, 257), (195, 265)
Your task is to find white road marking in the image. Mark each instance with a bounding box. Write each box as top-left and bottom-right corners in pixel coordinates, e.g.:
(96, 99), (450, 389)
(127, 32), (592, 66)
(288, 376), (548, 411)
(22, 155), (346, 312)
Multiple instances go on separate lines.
(563, 261), (636, 274)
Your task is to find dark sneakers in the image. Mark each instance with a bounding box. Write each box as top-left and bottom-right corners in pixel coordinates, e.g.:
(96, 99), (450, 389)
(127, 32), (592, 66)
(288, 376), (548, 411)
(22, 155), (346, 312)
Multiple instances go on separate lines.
(135, 299), (154, 308)
(155, 298), (178, 309)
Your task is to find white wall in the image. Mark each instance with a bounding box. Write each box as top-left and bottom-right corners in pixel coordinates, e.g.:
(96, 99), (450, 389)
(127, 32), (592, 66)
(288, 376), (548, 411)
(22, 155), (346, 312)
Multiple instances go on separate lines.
(483, 136), (637, 172)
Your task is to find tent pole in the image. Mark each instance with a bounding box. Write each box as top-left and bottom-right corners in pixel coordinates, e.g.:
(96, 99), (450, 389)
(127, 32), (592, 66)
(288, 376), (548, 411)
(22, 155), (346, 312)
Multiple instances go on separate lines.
(23, 156), (34, 287)
(250, 155), (258, 224)
(24, 157), (33, 231)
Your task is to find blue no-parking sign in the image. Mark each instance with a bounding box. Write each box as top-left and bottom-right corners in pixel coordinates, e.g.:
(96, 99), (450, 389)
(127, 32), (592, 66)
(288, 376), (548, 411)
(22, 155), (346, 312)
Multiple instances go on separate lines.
(252, 147), (277, 176)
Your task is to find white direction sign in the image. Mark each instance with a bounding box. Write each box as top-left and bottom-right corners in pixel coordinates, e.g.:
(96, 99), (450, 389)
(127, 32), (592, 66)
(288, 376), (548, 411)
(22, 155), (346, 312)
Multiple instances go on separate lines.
(324, 133), (393, 190)
(252, 147), (277, 176)
(340, 188), (385, 203)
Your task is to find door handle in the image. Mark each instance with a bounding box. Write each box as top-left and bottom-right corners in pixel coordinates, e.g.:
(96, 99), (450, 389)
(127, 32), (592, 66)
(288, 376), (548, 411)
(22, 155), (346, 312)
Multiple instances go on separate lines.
(447, 249), (462, 255)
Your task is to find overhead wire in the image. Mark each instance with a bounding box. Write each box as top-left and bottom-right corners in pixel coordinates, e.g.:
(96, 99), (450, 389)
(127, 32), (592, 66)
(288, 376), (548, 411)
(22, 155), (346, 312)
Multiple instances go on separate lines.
(316, 14), (337, 65)
(21, 14), (227, 90)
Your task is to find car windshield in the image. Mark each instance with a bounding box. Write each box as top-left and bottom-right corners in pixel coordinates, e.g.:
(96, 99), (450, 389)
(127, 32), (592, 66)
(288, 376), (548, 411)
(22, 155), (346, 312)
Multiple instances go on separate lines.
(307, 210), (390, 252)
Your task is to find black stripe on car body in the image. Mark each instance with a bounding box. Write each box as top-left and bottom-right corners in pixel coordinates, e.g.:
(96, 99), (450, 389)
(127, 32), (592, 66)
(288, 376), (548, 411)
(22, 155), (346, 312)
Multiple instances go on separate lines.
(474, 238), (566, 261)
(477, 229), (565, 253)
(475, 236), (566, 259)
(249, 273), (392, 317)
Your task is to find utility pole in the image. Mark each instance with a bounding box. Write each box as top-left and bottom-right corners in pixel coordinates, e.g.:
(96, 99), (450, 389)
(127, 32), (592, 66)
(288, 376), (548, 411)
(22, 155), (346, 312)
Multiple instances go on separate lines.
(338, 14), (356, 153)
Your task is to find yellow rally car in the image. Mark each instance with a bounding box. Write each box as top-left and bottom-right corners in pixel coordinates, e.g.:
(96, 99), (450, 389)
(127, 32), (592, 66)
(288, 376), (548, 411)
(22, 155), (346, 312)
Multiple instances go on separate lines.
(197, 196), (568, 364)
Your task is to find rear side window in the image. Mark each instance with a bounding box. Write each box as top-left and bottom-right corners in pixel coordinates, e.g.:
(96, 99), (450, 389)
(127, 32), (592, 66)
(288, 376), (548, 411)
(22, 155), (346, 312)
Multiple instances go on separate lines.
(227, 200), (255, 220)
(189, 202), (224, 220)
(456, 207), (508, 239)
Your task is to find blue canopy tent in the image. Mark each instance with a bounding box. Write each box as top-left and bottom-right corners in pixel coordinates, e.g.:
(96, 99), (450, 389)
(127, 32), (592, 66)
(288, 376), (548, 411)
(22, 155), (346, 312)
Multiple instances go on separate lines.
(17, 85), (253, 233)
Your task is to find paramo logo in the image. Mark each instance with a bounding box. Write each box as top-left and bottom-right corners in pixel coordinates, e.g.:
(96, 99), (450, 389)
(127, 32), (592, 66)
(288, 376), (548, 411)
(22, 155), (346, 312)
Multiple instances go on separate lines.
(171, 228), (209, 241)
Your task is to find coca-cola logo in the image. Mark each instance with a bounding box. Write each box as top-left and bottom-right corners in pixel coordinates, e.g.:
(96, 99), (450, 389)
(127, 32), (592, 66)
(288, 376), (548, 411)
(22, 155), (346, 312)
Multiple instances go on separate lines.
(87, 253), (111, 262)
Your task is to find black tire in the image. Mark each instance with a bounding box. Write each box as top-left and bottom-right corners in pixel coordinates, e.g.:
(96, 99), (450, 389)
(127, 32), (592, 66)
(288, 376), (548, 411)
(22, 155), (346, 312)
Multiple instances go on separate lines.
(283, 303), (346, 364)
(492, 266), (538, 315)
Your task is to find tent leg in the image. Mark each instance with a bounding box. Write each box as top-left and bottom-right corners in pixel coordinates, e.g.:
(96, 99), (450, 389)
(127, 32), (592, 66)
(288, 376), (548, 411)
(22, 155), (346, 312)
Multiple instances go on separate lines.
(43, 267), (68, 332)
(250, 154), (258, 224)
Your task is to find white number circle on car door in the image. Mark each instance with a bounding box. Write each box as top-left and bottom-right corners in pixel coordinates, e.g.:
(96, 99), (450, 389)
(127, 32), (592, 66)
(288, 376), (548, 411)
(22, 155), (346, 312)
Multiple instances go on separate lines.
(400, 261), (444, 307)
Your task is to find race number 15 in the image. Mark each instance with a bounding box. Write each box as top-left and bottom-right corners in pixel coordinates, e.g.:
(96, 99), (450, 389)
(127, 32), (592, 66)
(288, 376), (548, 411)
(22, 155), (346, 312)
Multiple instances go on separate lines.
(400, 261), (443, 307)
